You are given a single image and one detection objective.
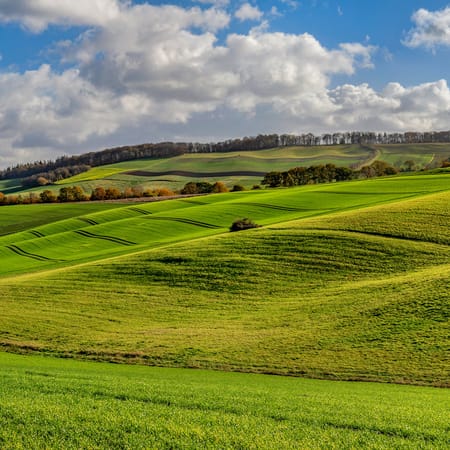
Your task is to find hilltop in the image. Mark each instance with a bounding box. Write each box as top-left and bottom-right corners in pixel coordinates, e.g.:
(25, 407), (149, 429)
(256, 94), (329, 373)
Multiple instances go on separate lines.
(1, 141), (450, 198)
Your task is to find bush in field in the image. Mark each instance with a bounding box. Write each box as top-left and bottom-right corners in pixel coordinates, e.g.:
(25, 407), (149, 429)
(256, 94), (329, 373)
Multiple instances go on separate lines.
(58, 186), (88, 202)
(230, 218), (261, 232)
(40, 190), (57, 203)
(90, 187), (106, 200)
(181, 181), (214, 194)
(212, 181), (229, 193)
(155, 187), (175, 197)
(231, 184), (246, 192)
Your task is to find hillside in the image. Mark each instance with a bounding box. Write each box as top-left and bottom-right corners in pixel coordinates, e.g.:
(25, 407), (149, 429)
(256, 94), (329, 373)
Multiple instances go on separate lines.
(1, 173), (449, 386)
(2, 142), (450, 196)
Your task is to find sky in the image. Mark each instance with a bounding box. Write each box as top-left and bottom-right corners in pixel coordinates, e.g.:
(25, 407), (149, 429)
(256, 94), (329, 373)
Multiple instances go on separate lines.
(1, 1), (450, 167)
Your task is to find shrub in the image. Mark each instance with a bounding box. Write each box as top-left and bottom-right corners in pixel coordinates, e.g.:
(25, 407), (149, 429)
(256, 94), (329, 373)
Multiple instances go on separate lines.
(230, 218), (261, 232)
(212, 181), (229, 193)
(156, 187), (175, 197)
(231, 184), (245, 192)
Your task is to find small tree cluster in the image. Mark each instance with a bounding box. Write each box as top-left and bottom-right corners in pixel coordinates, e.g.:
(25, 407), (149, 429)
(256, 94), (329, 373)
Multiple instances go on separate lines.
(230, 218), (261, 232)
(180, 181), (229, 195)
(21, 165), (91, 188)
(261, 161), (398, 188)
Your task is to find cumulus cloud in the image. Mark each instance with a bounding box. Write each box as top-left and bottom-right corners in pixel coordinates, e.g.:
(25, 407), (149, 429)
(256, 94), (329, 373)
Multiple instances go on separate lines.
(0, 1), (449, 167)
(403, 6), (450, 50)
(0, 0), (126, 32)
(235, 3), (263, 22)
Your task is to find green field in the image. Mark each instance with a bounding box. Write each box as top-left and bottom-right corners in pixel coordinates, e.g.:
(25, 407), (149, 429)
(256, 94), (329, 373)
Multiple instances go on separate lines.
(1, 352), (448, 449)
(5, 143), (450, 196)
(0, 174), (449, 385)
(1, 172), (449, 447)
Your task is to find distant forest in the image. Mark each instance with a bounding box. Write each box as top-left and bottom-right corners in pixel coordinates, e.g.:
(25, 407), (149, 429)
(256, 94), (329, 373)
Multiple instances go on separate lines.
(2, 130), (450, 182)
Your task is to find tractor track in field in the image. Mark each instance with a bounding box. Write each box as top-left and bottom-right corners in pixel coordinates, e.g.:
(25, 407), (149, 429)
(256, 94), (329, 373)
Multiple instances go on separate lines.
(5, 244), (60, 262)
(29, 230), (45, 238)
(236, 202), (305, 212)
(74, 230), (136, 246)
(129, 207), (153, 215)
(143, 216), (221, 229)
(125, 170), (267, 178)
(78, 217), (98, 226)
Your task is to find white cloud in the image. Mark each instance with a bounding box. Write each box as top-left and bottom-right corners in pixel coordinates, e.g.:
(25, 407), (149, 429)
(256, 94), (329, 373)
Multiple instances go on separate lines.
(235, 3), (263, 22)
(403, 6), (450, 50)
(193, 0), (229, 7)
(0, 0), (126, 32)
(269, 6), (282, 18)
(280, 0), (299, 10)
(0, 1), (450, 167)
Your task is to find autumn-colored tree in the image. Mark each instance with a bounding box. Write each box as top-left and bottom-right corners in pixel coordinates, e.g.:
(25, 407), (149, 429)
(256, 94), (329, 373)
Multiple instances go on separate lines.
(156, 187), (175, 197)
(212, 181), (228, 193)
(105, 187), (122, 200)
(40, 190), (57, 203)
(36, 176), (49, 186)
(131, 186), (144, 197)
(123, 187), (134, 198)
(90, 186), (106, 200)
(58, 186), (88, 202)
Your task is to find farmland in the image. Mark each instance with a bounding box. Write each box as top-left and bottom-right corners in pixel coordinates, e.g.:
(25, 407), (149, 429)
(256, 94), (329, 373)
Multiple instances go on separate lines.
(1, 170), (449, 447)
(1, 352), (448, 449)
(8, 142), (450, 195)
(0, 174), (449, 384)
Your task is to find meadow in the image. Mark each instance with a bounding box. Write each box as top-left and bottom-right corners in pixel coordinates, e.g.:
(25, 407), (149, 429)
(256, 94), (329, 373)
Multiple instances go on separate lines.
(1, 170), (449, 448)
(0, 174), (449, 386)
(10, 142), (449, 195)
(0, 352), (448, 449)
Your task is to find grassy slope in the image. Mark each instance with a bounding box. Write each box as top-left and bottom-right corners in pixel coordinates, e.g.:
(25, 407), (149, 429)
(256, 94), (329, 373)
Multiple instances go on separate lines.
(7, 143), (450, 195)
(374, 143), (450, 168)
(0, 175), (447, 277)
(1, 352), (448, 449)
(0, 174), (449, 385)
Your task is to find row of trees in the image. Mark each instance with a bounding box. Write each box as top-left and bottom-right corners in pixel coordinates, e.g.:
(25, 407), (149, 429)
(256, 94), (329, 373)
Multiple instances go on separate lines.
(178, 181), (245, 194)
(261, 161), (398, 188)
(21, 165), (91, 188)
(0, 185), (177, 205)
(3, 130), (450, 180)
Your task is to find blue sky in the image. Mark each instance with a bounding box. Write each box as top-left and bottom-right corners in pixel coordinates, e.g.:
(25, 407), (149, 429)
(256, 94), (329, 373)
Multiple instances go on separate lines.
(1, 0), (450, 166)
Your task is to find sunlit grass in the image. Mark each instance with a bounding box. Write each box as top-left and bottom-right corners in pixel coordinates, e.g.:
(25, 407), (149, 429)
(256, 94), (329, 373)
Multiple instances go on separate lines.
(0, 352), (448, 449)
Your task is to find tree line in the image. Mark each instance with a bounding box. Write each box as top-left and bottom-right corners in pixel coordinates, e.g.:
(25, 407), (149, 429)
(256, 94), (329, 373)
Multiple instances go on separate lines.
(3, 130), (450, 181)
(0, 185), (177, 206)
(20, 165), (91, 188)
(261, 161), (398, 188)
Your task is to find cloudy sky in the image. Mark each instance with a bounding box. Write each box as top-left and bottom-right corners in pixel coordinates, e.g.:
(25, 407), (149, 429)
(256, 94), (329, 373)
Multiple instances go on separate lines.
(1, 0), (450, 167)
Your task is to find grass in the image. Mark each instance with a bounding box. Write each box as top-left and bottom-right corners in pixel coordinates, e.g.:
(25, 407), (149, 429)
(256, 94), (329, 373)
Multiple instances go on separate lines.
(0, 174), (449, 385)
(374, 143), (450, 169)
(8, 143), (450, 195)
(1, 174), (448, 277)
(0, 202), (129, 236)
(0, 172), (449, 447)
(0, 352), (449, 449)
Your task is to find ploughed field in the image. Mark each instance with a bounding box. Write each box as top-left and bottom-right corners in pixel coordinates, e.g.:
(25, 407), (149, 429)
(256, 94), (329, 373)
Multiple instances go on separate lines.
(0, 174), (449, 386)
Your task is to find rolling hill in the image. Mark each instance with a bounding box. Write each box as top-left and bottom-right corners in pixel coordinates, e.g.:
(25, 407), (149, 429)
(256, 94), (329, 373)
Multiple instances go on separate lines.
(1, 169), (449, 448)
(0, 173), (449, 386)
(4, 142), (450, 195)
